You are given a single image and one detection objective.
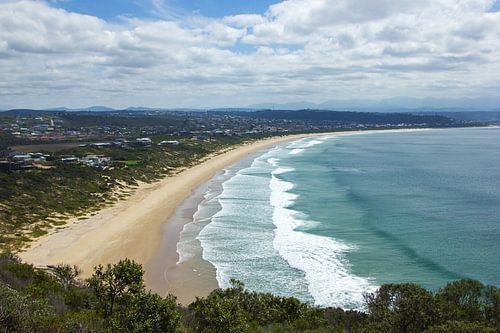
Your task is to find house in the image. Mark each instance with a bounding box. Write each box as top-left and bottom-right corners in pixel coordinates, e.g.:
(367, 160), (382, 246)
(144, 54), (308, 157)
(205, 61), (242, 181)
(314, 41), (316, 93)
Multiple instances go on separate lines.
(80, 155), (111, 168)
(90, 142), (112, 148)
(158, 140), (179, 146)
(12, 154), (32, 162)
(136, 138), (152, 145)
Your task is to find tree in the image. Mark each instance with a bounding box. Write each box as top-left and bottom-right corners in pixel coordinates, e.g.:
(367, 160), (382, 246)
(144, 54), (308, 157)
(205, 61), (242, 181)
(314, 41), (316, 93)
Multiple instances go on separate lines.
(0, 283), (52, 332)
(48, 264), (82, 290)
(188, 280), (326, 332)
(189, 291), (249, 333)
(364, 283), (439, 333)
(117, 292), (181, 333)
(436, 279), (486, 323)
(87, 259), (181, 332)
(483, 286), (500, 329)
(88, 259), (144, 318)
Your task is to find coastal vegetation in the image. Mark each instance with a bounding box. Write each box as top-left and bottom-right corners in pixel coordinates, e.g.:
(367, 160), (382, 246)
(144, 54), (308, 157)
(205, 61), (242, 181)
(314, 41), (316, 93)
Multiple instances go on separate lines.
(0, 136), (248, 251)
(0, 253), (498, 332)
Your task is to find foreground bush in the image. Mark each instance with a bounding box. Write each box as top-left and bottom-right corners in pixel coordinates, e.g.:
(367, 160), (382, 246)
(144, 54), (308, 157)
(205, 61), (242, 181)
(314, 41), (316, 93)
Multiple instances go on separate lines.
(0, 252), (498, 332)
(88, 259), (181, 332)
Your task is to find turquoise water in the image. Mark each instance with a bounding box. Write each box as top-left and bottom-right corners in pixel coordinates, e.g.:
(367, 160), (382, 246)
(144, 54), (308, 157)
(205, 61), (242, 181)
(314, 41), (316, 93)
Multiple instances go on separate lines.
(178, 128), (500, 309)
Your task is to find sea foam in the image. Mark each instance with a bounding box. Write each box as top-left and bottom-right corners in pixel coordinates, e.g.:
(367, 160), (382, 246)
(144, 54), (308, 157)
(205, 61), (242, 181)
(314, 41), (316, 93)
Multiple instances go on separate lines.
(194, 138), (376, 310)
(287, 138), (325, 155)
(269, 157), (376, 309)
(196, 149), (310, 297)
(289, 148), (304, 155)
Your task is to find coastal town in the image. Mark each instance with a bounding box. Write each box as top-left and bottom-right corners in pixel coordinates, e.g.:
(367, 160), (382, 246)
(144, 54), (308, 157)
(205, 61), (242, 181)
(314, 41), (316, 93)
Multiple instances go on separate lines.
(0, 108), (469, 172)
(0, 137), (180, 172)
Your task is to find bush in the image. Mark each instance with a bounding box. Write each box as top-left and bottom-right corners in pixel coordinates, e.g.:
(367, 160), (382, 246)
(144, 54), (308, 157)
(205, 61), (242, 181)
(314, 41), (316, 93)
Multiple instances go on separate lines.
(1, 254), (499, 333)
(0, 283), (53, 332)
(364, 283), (439, 333)
(88, 259), (181, 332)
(88, 259), (144, 318)
(188, 280), (326, 333)
(189, 292), (249, 333)
(423, 320), (496, 333)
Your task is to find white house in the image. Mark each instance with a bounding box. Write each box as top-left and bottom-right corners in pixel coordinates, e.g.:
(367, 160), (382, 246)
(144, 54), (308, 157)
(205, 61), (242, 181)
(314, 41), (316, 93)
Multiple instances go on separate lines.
(158, 140), (179, 146)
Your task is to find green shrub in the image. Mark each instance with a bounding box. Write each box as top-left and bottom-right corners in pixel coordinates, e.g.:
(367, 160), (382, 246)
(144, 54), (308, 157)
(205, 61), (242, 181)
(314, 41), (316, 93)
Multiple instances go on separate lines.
(423, 320), (496, 333)
(364, 283), (440, 333)
(0, 283), (53, 332)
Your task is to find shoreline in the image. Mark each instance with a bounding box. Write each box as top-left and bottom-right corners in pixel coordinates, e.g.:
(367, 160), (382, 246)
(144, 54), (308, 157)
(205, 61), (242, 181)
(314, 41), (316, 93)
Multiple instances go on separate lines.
(18, 132), (328, 277)
(145, 146), (268, 304)
(18, 128), (430, 301)
(145, 127), (432, 304)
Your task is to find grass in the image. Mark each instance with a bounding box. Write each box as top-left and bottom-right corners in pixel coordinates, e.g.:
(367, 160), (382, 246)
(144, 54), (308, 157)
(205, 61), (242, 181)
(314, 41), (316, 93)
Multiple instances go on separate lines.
(29, 228), (48, 238)
(121, 160), (141, 166)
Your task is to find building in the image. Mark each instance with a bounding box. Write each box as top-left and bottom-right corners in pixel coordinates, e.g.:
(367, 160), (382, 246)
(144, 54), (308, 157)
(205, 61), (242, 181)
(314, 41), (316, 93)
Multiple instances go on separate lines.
(80, 155), (111, 168)
(158, 140), (179, 146)
(11, 154), (32, 162)
(136, 138), (152, 145)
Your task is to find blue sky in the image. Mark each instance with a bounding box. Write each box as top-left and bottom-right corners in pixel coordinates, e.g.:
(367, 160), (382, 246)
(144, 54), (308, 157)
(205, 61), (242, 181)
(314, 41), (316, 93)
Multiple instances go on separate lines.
(0, 0), (499, 109)
(52, 0), (280, 20)
(491, 0), (500, 11)
(52, 0), (500, 19)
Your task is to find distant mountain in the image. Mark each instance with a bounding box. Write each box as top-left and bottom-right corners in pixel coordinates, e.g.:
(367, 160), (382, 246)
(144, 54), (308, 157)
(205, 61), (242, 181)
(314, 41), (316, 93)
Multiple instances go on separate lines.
(1, 109), (47, 116)
(249, 102), (317, 110)
(125, 106), (161, 111)
(44, 107), (70, 111)
(208, 108), (256, 112)
(249, 96), (500, 112)
(44, 106), (116, 112)
(4, 96), (499, 114)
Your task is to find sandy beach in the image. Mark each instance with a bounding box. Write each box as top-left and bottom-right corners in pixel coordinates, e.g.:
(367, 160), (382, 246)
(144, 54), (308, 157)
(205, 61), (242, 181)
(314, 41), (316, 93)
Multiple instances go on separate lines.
(19, 133), (318, 276)
(19, 129), (428, 303)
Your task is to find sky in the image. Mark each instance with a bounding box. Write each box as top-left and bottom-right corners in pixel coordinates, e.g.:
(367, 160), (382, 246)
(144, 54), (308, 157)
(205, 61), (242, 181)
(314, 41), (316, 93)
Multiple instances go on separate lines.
(0, 0), (500, 109)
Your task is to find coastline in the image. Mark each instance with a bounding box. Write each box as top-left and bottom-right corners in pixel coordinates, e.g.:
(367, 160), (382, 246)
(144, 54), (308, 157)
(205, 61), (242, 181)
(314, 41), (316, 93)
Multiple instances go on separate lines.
(18, 128), (429, 302)
(145, 147), (267, 304)
(18, 133), (325, 277)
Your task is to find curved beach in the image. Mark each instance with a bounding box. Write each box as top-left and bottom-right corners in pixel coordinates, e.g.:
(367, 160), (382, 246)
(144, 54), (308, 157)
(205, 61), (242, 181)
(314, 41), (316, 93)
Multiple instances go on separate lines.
(19, 129), (428, 303)
(18, 134), (320, 277)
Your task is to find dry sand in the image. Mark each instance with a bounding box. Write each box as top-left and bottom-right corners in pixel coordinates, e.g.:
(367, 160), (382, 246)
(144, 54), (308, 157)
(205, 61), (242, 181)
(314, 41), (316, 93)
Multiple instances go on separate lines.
(19, 129), (429, 303)
(19, 134), (315, 276)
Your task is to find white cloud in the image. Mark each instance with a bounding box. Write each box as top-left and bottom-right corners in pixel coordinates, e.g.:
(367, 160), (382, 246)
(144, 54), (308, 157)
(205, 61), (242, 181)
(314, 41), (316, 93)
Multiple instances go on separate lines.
(223, 14), (265, 28)
(0, 0), (499, 108)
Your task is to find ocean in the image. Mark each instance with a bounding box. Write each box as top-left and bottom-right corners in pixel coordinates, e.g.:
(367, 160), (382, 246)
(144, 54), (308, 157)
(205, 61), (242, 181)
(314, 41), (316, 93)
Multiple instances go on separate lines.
(177, 127), (500, 310)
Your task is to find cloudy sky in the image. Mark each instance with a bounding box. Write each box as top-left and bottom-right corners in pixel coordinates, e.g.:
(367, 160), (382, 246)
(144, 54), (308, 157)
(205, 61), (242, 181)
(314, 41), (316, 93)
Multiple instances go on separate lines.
(1, 0), (499, 109)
